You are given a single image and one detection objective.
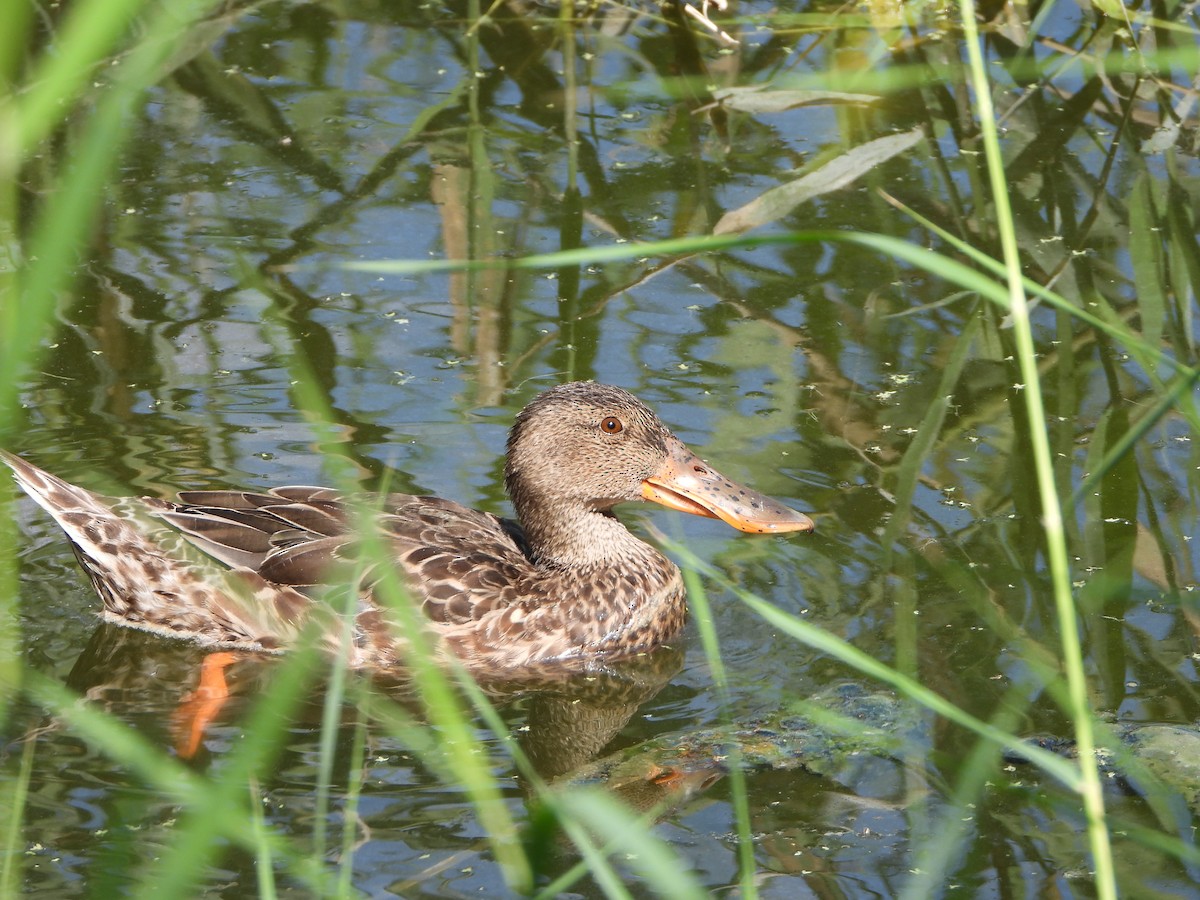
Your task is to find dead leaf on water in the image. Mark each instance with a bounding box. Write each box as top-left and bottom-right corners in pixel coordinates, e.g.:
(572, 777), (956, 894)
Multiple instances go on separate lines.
(713, 128), (923, 235)
(712, 86), (881, 114)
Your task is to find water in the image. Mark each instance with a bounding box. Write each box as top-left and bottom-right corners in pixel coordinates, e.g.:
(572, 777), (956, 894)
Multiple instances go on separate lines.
(4, 0), (1199, 895)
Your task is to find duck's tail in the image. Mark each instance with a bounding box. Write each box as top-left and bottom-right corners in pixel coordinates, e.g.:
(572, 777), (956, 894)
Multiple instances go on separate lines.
(1, 448), (117, 524)
(1, 450), (312, 652)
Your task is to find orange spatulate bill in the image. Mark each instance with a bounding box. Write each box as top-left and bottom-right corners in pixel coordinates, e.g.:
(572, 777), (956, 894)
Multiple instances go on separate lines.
(641, 436), (814, 534)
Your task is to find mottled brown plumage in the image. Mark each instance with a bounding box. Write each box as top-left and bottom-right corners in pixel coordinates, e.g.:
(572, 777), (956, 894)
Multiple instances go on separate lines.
(3, 382), (813, 671)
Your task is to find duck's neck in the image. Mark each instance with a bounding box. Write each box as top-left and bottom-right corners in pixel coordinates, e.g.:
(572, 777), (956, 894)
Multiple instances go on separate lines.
(518, 501), (663, 570)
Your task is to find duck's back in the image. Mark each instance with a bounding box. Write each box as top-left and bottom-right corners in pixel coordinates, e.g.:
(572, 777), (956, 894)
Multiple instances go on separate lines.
(156, 487), (551, 646)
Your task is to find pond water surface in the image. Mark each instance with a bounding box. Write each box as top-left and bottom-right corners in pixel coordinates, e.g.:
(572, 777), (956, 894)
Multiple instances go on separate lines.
(4, 0), (1200, 897)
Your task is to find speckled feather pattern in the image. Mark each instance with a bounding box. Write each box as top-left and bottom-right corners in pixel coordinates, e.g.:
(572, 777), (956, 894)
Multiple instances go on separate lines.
(2, 451), (317, 653)
(156, 485), (686, 668)
(3, 383), (807, 671)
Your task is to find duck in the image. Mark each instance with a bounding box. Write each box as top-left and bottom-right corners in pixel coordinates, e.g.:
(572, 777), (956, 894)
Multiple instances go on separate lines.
(2, 381), (813, 671)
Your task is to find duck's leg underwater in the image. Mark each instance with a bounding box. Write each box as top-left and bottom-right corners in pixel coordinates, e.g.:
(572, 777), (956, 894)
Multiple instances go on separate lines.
(172, 651), (242, 759)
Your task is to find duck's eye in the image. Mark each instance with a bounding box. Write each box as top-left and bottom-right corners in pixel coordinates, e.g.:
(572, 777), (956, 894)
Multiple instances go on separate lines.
(600, 416), (624, 434)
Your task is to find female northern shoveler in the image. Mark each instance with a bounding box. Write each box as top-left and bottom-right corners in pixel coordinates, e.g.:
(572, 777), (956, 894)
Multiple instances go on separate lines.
(3, 382), (813, 670)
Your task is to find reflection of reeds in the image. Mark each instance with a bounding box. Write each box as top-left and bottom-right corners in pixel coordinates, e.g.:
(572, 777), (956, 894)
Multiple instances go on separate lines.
(4, 0), (1200, 896)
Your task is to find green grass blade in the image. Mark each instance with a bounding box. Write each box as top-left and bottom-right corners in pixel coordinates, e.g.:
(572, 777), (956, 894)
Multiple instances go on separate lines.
(680, 563), (758, 900)
(1069, 368), (1200, 508)
(954, 3), (1114, 894)
(551, 790), (710, 900)
(0, 737), (35, 895)
(12, 0), (148, 155)
(250, 776), (278, 900)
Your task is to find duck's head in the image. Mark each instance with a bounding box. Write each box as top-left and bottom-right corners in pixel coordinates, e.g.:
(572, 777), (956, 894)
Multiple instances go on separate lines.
(504, 382), (814, 555)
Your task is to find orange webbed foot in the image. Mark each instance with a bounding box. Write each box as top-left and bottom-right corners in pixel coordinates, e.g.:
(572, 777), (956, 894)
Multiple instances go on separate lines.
(173, 652), (239, 759)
